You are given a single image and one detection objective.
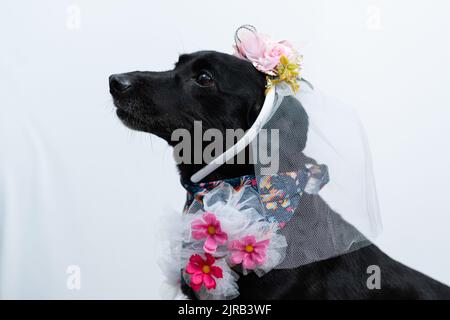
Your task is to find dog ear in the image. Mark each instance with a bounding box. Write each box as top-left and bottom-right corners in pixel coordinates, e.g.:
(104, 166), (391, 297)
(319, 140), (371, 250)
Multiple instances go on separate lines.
(246, 100), (262, 128)
(247, 95), (309, 151)
(278, 96), (309, 152)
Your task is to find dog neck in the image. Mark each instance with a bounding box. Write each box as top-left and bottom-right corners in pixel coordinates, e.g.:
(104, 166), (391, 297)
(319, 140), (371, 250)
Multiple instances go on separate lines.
(178, 163), (255, 184)
(176, 143), (256, 183)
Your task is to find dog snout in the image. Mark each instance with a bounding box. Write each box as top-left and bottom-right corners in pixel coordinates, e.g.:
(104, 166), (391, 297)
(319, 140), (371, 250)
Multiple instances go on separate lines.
(109, 74), (132, 94)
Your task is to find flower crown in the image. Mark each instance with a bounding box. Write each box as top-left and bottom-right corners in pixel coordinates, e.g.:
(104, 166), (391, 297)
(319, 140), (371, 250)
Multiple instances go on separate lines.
(233, 25), (303, 94)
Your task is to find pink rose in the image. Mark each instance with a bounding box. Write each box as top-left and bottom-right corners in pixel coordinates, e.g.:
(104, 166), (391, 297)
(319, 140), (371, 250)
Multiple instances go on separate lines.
(259, 42), (290, 74)
(267, 41), (296, 61)
(278, 40), (297, 59)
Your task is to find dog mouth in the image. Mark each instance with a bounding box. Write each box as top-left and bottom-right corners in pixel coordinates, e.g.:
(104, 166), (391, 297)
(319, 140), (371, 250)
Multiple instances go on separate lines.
(114, 103), (173, 140)
(115, 108), (147, 128)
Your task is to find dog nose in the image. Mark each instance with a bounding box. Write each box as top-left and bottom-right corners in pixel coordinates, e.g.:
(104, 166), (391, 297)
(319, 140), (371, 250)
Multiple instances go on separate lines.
(109, 74), (132, 93)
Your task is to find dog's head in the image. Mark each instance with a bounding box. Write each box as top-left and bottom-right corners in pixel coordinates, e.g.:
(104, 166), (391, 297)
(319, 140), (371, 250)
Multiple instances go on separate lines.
(109, 50), (309, 181)
(109, 51), (266, 143)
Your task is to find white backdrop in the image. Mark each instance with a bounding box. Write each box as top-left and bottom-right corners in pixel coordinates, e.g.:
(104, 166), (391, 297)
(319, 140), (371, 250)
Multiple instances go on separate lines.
(1, 0), (449, 299)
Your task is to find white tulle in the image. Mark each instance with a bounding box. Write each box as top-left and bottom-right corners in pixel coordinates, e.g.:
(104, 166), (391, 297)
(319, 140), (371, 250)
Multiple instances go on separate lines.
(160, 183), (287, 299)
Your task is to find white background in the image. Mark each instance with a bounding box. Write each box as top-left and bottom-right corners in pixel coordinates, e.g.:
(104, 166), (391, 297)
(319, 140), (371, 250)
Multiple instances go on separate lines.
(1, 0), (449, 299)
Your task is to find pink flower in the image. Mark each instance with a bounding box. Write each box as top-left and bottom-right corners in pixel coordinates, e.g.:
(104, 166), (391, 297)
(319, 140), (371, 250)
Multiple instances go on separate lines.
(266, 41), (294, 62)
(185, 253), (223, 291)
(277, 40), (297, 59)
(191, 212), (228, 253)
(234, 31), (267, 62)
(234, 30), (298, 75)
(228, 235), (270, 269)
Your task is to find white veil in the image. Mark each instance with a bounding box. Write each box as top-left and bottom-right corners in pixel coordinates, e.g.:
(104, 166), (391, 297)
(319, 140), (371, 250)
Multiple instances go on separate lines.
(249, 83), (382, 268)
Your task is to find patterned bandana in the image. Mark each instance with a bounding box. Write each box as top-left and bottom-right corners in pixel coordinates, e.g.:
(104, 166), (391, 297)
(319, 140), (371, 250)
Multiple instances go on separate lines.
(181, 163), (329, 227)
(182, 175), (258, 212)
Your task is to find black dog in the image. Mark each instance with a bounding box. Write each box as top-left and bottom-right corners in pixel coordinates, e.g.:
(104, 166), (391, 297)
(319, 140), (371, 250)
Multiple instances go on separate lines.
(110, 51), (450, 299)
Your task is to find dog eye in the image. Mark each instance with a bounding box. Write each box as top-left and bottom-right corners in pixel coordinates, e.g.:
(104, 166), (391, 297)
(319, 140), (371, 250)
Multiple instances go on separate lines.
(195, 72), (214, 87)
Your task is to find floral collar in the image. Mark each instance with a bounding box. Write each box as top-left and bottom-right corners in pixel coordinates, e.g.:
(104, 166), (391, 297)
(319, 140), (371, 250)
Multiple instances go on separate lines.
(176, 162), (328, 299)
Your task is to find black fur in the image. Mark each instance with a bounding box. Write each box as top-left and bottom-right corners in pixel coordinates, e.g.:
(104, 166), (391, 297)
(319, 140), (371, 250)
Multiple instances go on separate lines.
(110, 51), (450, 299)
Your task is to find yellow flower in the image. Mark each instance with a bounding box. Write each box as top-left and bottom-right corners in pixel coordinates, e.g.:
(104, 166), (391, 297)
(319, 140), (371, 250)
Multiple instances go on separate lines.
(279, 55), (289, 65)
(265, 54), (302, 94)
